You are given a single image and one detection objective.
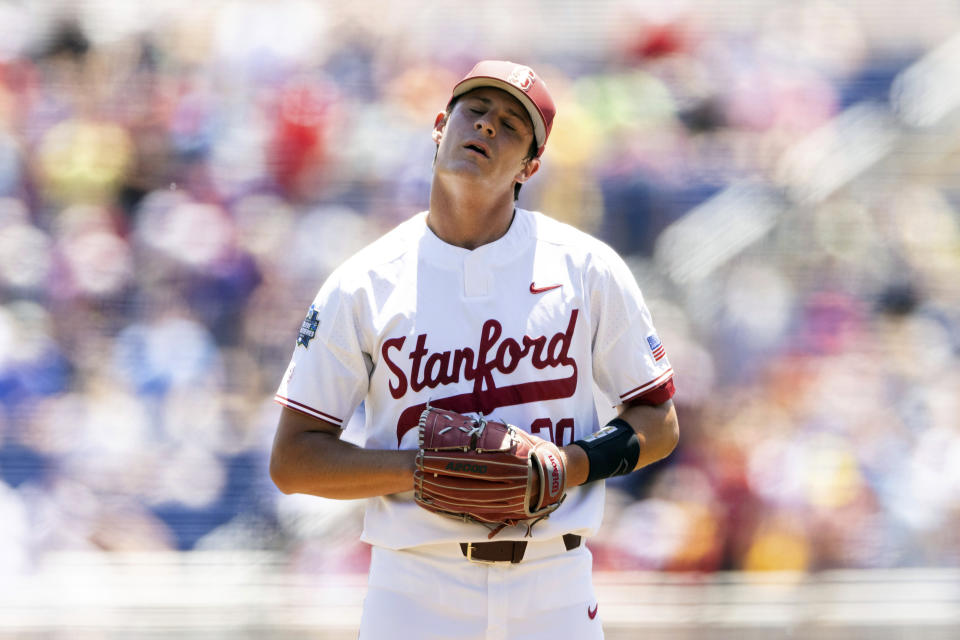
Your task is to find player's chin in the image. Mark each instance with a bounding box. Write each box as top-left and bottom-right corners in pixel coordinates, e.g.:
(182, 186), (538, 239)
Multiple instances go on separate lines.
(435, 159), (490, 181)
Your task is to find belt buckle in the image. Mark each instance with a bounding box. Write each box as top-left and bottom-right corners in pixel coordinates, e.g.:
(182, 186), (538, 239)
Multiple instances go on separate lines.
(464, 543), (497, 565)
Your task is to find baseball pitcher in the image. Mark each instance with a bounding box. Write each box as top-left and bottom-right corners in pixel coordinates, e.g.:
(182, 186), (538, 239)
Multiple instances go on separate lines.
(270, 60), (679, 639)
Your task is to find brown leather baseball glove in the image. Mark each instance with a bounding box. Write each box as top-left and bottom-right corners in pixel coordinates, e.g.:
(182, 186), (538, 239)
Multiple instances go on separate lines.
(413, 406), (567, 538)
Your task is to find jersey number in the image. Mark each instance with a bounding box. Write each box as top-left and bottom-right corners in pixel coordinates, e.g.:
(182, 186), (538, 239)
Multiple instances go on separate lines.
(531, 417), (575, 446)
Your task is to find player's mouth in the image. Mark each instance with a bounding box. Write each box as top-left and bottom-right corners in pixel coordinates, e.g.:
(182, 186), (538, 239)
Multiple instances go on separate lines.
(463, 141), (490, 158)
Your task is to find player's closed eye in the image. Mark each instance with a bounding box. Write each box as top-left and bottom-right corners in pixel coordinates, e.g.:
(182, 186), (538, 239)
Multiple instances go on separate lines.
(470, 108), (516, 132)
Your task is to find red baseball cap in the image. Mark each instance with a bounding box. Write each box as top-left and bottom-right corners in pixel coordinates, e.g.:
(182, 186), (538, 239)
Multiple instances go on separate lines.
(448, 60), (556, 157)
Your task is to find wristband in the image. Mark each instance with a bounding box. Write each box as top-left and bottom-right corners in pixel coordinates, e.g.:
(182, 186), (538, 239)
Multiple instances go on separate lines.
(573, 418), (640, 483)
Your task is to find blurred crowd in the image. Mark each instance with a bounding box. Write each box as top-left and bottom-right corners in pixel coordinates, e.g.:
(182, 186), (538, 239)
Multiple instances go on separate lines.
(0, 0), (958, 576)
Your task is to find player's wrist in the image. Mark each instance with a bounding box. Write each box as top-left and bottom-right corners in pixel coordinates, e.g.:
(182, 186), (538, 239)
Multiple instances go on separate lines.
(559, 444), (590, 487)
(403, 449), (418, 489)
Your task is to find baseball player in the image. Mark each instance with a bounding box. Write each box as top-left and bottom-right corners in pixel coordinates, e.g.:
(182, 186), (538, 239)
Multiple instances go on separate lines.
(270, 60), (679, 639)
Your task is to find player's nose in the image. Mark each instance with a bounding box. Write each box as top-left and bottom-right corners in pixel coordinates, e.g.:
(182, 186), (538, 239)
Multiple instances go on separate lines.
(474, 118), (495, 137)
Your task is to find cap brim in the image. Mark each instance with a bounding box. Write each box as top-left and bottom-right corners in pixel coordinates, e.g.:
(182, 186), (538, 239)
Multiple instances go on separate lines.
(451, 77), (547, 154)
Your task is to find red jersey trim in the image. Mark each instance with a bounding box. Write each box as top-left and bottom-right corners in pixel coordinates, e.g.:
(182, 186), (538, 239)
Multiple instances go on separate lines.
(274, 395), (343, 425)
(619, 369), (674, 403)
(626, 377), (675, 406)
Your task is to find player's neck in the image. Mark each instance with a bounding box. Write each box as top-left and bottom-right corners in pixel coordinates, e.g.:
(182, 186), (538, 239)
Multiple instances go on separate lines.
(427, 180), (516, 250)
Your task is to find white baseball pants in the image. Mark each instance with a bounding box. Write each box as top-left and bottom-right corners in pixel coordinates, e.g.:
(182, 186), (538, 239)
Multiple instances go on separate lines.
(358, 537), (603, 640)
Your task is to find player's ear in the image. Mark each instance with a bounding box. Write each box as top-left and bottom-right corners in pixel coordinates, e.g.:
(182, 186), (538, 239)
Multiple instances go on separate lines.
(432, 111), (447, 144)
(515, 157), (541, 184)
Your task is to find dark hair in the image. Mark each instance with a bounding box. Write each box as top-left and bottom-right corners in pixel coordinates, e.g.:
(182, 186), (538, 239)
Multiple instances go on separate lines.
(438, 95), (539, 202)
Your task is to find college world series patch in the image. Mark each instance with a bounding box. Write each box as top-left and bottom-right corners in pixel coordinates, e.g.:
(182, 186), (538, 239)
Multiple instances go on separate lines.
(297, 305), (320, 347)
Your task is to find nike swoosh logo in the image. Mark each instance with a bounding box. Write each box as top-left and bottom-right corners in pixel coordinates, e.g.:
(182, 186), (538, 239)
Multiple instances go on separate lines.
(588, 603), (598, 620)
(530, 282), (562, 294)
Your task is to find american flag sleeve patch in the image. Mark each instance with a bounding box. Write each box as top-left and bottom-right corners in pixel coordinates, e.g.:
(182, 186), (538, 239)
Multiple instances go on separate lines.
(646, 333), (666, 361)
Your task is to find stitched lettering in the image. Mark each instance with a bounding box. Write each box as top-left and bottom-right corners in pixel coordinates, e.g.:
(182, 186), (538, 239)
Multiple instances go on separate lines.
(446, 461), (487, 474)
(382, 310), (579, 401)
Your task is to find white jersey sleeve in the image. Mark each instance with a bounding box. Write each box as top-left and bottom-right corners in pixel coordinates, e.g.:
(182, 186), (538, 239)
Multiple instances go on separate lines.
(588, 247), (673, 406)
(275, 272), (371, 427)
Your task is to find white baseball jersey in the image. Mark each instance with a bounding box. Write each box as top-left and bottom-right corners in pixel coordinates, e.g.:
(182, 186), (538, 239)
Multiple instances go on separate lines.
(275, 207), (673, 549)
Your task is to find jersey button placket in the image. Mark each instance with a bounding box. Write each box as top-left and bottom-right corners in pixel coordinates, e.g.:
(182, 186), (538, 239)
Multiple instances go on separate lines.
(463, 248), (493, 298)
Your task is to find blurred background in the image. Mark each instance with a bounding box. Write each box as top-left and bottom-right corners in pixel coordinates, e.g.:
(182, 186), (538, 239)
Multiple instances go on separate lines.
(0, 0), (959, 638)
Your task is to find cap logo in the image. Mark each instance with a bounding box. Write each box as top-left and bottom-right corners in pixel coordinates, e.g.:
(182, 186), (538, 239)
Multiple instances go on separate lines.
(507, 65), (536, 92)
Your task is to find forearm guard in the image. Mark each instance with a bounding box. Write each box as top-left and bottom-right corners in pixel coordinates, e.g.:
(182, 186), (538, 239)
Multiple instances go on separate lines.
(573, 418), (640, 483)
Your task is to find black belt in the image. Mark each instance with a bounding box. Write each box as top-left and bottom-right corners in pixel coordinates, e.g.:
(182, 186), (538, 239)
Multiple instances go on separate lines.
(459, 534), (582, 564)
